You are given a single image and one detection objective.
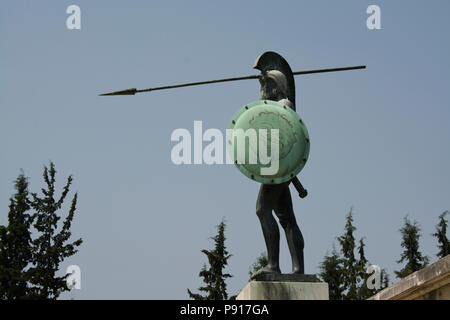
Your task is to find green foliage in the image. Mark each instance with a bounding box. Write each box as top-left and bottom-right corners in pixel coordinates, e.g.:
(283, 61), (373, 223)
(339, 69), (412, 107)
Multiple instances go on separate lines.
(248, 252), (268, 281)
(188, 219), (232, 300)
(319, 246), (345, 300)
(356, 238), (389, 299)
(0, 173), (33, 299)
(320, 209), (389, 300)
(395, 216), (429, 279)
(355, 238), (372, 299)
(432, 211), (450, 259)
(0, 163), (82, 300)
(337, 211), (358, 299)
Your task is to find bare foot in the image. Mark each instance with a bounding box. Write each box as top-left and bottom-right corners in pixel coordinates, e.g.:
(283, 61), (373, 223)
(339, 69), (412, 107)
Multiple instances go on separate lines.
(250, 265), (281, 280)
(291, 268), (304, 275)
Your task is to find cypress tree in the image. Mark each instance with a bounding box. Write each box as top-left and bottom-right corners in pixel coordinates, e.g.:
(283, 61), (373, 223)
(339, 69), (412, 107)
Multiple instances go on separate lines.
(187, 219), (232, 300)
(338, 210), (358, 300)
(319, 245), (345, 300)
(27, 162), (82, 299)
(355, 238), (389, 299)
(356, 237), (373, 299)
(321, 209), (390, 300)
(0, 173), (33, 299)
(432, 211), (450, 259)
(395, 216), (429, 279)
(1, 164), (82, 300)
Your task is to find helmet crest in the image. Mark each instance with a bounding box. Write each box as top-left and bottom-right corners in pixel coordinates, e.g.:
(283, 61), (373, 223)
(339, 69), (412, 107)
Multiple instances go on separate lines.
(253, 51), (296, 110)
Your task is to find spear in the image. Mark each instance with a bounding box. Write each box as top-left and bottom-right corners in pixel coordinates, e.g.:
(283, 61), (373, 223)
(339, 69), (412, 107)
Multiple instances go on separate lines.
(99, 65), (366, 96)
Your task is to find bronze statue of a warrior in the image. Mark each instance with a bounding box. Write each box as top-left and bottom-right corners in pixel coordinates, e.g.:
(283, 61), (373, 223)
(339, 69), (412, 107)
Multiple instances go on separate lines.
(250, 52), (305, 278)
(100, 52), (365, 280)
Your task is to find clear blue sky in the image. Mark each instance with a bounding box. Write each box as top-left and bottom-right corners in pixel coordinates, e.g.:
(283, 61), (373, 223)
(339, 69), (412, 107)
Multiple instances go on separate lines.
(1, 1), (449, 299)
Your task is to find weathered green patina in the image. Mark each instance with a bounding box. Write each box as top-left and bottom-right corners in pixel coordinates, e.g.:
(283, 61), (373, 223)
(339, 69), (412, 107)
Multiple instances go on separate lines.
(227, 99), (309, 184)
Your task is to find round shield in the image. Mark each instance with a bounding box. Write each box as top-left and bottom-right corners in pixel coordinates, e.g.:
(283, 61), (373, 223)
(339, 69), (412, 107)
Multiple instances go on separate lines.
(227, 100), (310, 184)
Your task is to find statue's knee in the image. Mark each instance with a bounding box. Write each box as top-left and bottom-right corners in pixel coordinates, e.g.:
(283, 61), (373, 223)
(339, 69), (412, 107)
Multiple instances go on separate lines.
(279, 219), (289, 229)
(256, 208), (269, 219)
(279, 215), (296, 229)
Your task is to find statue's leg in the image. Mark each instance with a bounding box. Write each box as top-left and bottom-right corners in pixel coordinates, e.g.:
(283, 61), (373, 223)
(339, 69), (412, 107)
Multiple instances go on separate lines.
(274, 184), (305, 274)
(253, 184), (284, 276)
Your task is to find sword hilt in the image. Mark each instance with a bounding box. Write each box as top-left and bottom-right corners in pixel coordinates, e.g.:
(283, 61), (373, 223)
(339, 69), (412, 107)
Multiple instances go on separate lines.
(291, 177), (307, 198)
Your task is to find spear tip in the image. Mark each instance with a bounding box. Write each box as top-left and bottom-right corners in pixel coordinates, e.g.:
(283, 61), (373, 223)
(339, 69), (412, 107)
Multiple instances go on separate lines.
(99, 88), (138, 96)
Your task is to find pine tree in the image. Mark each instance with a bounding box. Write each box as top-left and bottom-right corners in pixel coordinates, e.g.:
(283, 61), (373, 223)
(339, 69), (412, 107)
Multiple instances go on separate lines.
(355, 238), (389, 299)
(1, 164), (82, 300)
(187, 219), (232, 300)
(0, 173), (33, 299)
(321, 209), (389, 300)
(248, 252), (268, 281)
(432, 211), (449, 259)
(319, 246), (344, 300)
(356, 237), (373, 299)
(27, 162), (82, 299)
(395, 216), (429, 279)
(337, 210), (358, 300)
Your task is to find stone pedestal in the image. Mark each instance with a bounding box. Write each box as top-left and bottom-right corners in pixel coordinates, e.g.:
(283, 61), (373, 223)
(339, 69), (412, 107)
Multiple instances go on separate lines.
(236, 275), (329, 300)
